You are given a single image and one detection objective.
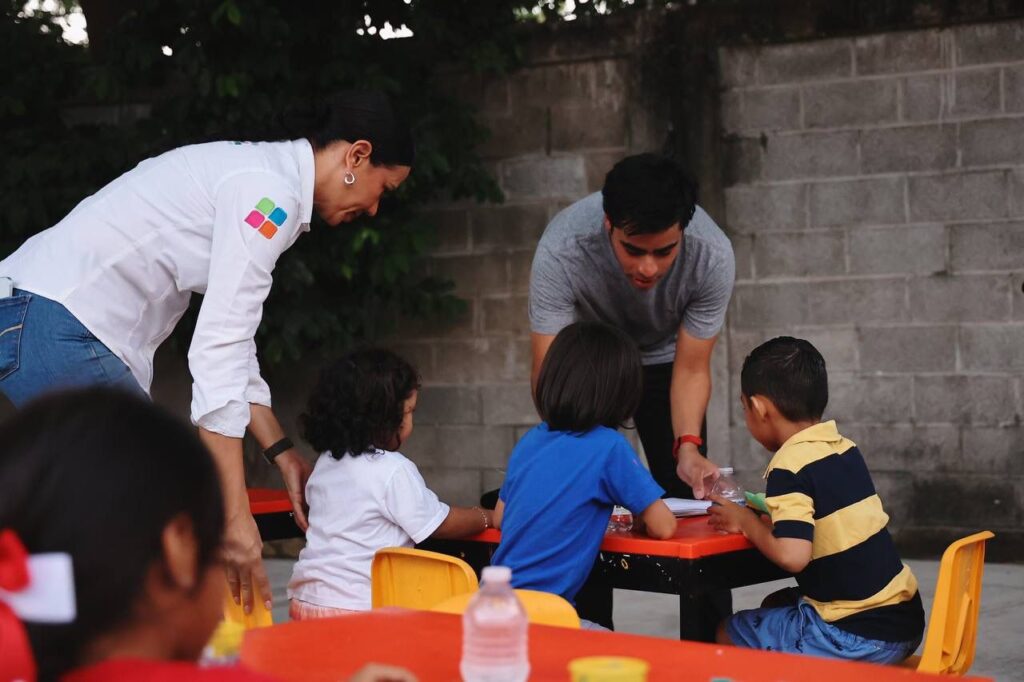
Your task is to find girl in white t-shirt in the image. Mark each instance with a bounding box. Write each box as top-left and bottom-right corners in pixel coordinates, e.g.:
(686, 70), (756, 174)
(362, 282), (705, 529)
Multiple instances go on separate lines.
(287, 348), (493, 619)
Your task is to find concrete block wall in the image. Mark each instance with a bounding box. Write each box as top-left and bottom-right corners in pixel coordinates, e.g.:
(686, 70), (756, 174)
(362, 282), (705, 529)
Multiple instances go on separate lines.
(720, 22), (1024, 553)
(390, 22), (668, 507)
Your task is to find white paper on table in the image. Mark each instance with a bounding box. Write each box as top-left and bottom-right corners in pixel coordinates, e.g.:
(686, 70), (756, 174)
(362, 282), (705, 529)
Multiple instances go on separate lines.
(663, 497), (713, 517)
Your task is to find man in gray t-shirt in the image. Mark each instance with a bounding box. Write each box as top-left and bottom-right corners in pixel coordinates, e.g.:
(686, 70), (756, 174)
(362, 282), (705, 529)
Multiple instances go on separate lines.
(529, 153), (735, 501)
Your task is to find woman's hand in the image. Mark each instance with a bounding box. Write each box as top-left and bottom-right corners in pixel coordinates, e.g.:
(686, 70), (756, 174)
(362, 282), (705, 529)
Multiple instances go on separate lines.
(674, 443), (720, 499)
(222, 507), (272, 614)
(276, 449), (312, 532)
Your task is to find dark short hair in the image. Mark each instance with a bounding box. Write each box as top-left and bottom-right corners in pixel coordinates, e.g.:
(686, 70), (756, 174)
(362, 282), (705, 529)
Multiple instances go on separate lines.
(741, 336), (829, 422)
(602, 153), (697, 235)
(535, 321), (643, 432)
(302, 348), (420, 458)
(291, 90), (415, 166)
(0, 388), (224, 680)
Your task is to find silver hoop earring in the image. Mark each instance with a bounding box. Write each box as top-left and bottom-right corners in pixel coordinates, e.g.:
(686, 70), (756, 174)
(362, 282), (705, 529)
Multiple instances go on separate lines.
(343, 171), (356, 186)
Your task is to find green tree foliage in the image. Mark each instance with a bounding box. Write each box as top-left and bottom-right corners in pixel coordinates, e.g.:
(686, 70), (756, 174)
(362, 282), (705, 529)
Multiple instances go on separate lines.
(1, 0), (529, 364)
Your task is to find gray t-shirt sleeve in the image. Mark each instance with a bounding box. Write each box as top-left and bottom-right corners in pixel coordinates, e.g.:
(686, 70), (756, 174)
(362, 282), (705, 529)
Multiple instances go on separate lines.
(529, 245), (577, 335)
(681, 247), (735, 340)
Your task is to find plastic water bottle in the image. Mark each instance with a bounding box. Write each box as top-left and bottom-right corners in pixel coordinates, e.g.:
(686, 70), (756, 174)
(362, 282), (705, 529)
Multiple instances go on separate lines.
(710, 467), (746, 505)
(607, 505), (633, 533)
(460, 566), (529, 682)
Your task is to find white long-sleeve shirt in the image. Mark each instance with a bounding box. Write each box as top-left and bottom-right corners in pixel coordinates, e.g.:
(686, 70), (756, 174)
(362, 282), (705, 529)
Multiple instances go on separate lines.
(0, 139), (314, 437)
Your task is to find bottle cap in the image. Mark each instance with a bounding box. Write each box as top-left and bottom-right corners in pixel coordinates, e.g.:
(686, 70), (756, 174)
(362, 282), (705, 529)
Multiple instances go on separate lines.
(482, 565), (512, 583)
(718, 466), (734, 475)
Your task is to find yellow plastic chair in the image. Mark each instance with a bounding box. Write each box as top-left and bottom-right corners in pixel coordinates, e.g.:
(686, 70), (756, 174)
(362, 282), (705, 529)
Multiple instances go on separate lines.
(431, 588), (581, 629)
(222, 580), (273, 629)
(371, 547), (479, 609)
(903, 530), (994, 675)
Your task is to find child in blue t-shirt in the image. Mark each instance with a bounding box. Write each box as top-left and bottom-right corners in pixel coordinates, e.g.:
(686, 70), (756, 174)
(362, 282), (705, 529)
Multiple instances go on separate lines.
(491, 321), (677, 626)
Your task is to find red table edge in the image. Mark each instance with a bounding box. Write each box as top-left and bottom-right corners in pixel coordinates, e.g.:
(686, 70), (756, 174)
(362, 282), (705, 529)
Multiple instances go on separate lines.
(248, 488), (756, 559)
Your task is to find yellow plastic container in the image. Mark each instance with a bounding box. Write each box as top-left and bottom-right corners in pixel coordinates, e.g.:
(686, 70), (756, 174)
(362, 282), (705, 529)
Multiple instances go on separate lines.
(568, 656), (650, 682)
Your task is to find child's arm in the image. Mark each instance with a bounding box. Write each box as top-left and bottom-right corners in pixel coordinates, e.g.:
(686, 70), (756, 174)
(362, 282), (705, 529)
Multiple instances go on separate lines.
(429, 505), (493, 539)
(707, 495), (812, 573)
(639, 499), (677, 540)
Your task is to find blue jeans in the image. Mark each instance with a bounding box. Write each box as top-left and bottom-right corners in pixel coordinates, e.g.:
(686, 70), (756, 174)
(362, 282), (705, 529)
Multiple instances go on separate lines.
(0, 289), (144, 407)
(726, 599), (921, 664)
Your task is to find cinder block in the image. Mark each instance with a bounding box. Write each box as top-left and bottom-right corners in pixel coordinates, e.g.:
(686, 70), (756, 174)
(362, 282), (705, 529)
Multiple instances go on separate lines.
(584, 150), (626, 194)
(482, 468), (507, 495)
(724, 184), (807, 233)
(419, 467), (484, 507)
(809, 279), (908, 325)
(508, 60), (627, 109)
(827, 373), (913, 424)
(858, 325), (957, 372)
(730, 327), (860, 372)
(400, 424), (441, 467)
(732, 282), (811, 328)
(718, 46), (757, 87)
(909, 474), (1021, 528)
(752, 230), (845, 278)
(477, 107), (548, 159)
(429, 425), (516, 469)
(962, 118), (1024, 167)
(810, 177), (906, 227)
(804, 80), (899, 129)
(854, 29), (951, 75)
(850, 424), (960, 472)
(729, 424), (771, 471)
(500, 156), (587, 200)
(909, 274), (1012, 322)
(471, 204), (549, 253)
(1010, 169), (1024, 217)
(481, 295), (530, 335)
(761, 131), (859, 180)
(722, 136), (763, 186)
(387, 343), (435, 383)
(964, 426), (1024, 473)
(901, 74), (945, 123)
(916, 375), (1018, 425)
(870, 471), (915, 526)
(508, 251), (536, 295)
(434, 338), (518, 383)
(948, 68), (1002, 118)
(757, 39), (852, 85)
(511, 338), (532, 380)
(848, 224), (947, 276)
(432, 253), (508, 295)
(420, 208), (471, 255)
(960, 325), (1024, 371)
(416, 386), (482, 426)
(860, 124), (957, 173)
(481, 383), (536, 425)
(550, 103), (629, 151)
(956, 21), (1024, 66)
(908, 171), (1007, 222)
(727, 88), (803, 133)
(1004, 64), (1024, 112)
(950, 222), (1024, 271)
(731, 234), (754, 281)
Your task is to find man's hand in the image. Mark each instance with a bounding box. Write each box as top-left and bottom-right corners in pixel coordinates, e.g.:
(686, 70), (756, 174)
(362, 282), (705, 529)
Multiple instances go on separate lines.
(276, 449), (312, 532)
(675, 442), (719, 499)
(222, 508), (272, 614)
(707, 493), (755, 534)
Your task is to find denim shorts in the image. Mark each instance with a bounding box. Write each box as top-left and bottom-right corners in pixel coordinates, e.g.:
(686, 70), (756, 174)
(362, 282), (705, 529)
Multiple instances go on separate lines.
(0, 289), (144, 407)
(726, 599), (920, 664)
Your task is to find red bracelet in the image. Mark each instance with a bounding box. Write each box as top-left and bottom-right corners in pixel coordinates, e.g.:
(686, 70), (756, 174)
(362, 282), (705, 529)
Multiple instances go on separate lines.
(672, 434), (704, 460)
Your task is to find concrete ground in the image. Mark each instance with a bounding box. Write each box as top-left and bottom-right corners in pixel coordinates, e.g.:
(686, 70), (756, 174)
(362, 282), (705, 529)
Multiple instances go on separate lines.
(265, 558), (1023, 680)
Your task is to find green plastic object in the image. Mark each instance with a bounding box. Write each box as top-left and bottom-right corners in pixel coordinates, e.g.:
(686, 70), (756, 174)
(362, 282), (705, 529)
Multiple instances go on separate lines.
(744, 491), (769, 513)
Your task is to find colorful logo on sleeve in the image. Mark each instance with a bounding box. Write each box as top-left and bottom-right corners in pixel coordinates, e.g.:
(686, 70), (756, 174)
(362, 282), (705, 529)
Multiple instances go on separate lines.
(243, 197), (287, 239)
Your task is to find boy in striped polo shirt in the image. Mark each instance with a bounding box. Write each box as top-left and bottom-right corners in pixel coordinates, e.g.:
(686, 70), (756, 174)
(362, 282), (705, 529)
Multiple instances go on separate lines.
(708, 336), (924, 663)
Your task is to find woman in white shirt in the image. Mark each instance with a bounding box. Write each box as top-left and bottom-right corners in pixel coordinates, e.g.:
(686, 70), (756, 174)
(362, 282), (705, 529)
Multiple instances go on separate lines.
(0, 90), (414, 615)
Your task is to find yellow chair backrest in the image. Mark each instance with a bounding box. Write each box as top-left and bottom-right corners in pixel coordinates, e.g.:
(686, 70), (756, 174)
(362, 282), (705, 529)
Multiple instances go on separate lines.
(371, 547), (479, 609)
(222, 580), (273, 629)
(431, 588), (581, 629)
(914, 530), (994, 676)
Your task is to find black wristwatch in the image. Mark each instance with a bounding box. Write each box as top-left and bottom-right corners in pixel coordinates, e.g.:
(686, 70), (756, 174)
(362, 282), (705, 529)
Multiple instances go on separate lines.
(262, 437), (294, 466)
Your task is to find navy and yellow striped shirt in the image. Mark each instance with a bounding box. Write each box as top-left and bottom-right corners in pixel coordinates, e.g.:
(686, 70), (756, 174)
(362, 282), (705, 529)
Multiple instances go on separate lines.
(764, 421), (924, 642)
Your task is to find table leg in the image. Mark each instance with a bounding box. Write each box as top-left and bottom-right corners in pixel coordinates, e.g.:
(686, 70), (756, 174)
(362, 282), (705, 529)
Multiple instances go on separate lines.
(679, 588), (733, 642)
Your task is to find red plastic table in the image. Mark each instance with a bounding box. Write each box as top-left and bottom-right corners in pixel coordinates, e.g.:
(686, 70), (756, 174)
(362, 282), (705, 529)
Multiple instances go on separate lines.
(249, 488), (787, 641)
(239, 609), (991, 682)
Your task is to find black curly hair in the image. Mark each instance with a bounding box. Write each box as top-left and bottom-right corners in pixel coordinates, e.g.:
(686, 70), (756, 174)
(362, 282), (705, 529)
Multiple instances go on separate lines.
(301, 348), (420, 458)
